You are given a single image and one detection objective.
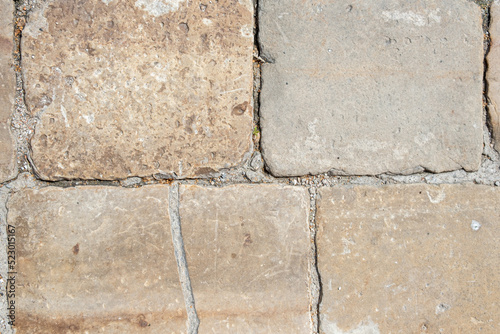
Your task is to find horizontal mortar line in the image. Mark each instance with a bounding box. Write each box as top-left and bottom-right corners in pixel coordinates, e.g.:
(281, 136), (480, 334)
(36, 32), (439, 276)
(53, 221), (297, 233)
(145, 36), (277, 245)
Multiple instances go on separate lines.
(2, 172), (500, 189)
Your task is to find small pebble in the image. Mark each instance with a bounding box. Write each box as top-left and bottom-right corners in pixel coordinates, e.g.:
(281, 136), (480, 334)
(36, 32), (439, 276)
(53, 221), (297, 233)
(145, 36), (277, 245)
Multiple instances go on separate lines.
(471, 220), (481, 231)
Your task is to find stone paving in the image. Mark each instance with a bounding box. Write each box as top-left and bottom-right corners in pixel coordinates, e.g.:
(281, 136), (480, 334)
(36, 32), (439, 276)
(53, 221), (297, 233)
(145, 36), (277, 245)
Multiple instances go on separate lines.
(0, 0), (499, 333)
(317, 184), (500, 333)
(22, 0), (254, 180)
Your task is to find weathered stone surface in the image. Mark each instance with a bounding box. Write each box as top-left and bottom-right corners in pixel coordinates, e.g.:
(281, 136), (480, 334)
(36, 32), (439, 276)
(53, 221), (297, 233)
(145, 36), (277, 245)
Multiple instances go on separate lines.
(179, 185), (311, 333)
(487, 1), (500, 152)
(22, 0), (254, 180)
(259, 0), (483, 176)
(0, 0), (17, 183)
(317, 185), (500, 333)
(7, 186), (186, 333)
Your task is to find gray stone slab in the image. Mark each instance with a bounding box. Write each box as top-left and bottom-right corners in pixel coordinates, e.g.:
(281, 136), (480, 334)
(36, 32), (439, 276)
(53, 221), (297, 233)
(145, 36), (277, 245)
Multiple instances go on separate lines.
(0, 0), (17, 183)
(487, 1), (500, 152)
(259, 0), (484, 176)
(179, 184), (311, 333)
(7, 185), (186, 333)
(317, 184), (500, 333)
(22, 0), (254, 180)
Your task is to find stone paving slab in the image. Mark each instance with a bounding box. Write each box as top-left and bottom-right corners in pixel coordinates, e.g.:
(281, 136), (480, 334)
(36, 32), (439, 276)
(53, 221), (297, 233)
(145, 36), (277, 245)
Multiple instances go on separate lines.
(179, 184), (311, 333)
(487, 1), (500, 153)
(317, 184), (500, 333)
(22, 0), (254, 180)
(0, 0), (17, 183)
(259, 0), (484, 176)
(7, 186), (186, 333)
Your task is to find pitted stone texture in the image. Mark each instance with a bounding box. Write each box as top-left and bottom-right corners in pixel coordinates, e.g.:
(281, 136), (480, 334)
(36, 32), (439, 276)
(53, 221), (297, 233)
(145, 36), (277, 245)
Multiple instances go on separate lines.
(180, 185), (311, 333)
(317, 185), (500, 333)
(487, 1), (500, 152)
(0, 0), (17, 183)
(23, 0), (254, 180)
(7, 186), (186, 333)
(259, 0), (483, 176)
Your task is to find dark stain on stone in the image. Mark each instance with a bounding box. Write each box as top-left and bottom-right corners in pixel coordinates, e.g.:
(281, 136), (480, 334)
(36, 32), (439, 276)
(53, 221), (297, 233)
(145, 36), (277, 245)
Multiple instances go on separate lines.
(0, 36), (12, 50)
(194, 167), (216, 175)
(243, 233), (252, 246)
(16, 310), (185, 333)
(231, 253), (237, 258)
(72, 243), (79, 255)
(68, 324), (79, 331)
(138, 314), (149, 327)
(232, 101), (248, 116)
(178, 22), (189, 33)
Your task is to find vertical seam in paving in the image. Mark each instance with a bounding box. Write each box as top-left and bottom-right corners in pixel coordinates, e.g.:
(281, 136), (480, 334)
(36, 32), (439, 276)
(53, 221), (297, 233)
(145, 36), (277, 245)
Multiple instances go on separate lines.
(252, 0), (263, 153)
(308, 186), (321, 333)
(168, 183), (199, 334)
(480, 2), (495, 155)
(12, 1), (37, 177)
(0, 191), (14, 334)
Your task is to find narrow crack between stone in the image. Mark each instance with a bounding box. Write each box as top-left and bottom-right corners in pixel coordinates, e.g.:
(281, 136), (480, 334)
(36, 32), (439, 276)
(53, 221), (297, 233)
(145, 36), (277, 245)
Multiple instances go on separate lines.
(168, 183), (199, 334)
(481, 3), (496, 154)
(0, 190), (14, 334)
(12, 1), (37, 177)
(252, 0), (264, 157)
(308, 186), (321, 334)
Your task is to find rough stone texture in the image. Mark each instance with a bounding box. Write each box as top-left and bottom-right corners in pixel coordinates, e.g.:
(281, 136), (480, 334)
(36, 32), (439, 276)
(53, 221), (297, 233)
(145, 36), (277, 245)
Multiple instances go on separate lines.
(0, 0), (17, 183)
(317, 184), (500, 333)
(22, 0), (254, 180)
(7, 186), (187, 333)
(179, 185), (311, 333)
(259, 0), (484, 176)
(487, 1), (500, 153)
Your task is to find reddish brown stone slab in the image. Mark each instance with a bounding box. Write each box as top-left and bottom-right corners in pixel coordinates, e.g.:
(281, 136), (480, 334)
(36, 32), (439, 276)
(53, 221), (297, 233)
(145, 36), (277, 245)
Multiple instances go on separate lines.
(317, 184), (500, 333)
(22, 0), (254, 180)
(7, 185), (186, 333)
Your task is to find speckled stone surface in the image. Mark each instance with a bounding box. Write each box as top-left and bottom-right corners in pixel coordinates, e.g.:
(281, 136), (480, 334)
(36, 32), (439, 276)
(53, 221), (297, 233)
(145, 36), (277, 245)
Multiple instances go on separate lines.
(180, 184), (311, 333)
(7, 185), (186, 333)
(23, 0), (254, 180)
(259, 0), (483, 176)
(317, 184), (500, 333)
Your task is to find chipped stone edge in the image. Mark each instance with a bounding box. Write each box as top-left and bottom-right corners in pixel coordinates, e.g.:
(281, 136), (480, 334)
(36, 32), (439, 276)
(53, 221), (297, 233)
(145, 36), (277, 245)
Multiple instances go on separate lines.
(169, 183), (200, 334)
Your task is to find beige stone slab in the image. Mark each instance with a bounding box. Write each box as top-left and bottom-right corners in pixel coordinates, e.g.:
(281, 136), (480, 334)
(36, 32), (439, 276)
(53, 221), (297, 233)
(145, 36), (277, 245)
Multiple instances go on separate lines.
(22, 0), (254, 180)
(317, 184), (500, 333)
(0, 0), (17, 182)
(7, 185), (186, 333)
(259, 0), (484, 176)
(179, 184), (311, 333)
(487, 1), (500, 152)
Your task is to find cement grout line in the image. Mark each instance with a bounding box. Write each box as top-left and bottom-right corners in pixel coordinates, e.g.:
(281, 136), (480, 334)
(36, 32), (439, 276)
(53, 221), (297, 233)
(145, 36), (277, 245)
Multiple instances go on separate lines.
(11, 0), (36, 178)
(168, 183), (200, 334)
(0, 189), (14, 334)
(480, 3), (497, 157)
(307, 186), (321, 334)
